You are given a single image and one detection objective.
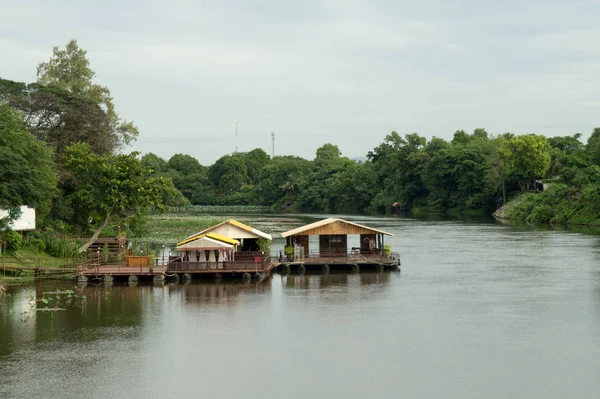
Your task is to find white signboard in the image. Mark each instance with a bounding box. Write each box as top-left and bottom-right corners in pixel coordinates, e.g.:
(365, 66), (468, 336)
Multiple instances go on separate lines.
(0, 206), (36, 231)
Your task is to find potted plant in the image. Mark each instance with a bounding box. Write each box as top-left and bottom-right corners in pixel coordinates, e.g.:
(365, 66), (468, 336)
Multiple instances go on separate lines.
(284, 245), (294, 261)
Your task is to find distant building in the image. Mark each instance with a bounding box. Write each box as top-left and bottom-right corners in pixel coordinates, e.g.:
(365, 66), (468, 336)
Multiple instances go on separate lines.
(0, 206), (36, 231)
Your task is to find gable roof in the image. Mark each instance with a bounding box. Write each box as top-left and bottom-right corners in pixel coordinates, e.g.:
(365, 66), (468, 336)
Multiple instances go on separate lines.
(177, 232), (239, 247)
(183, 219), (272, 242)
(281, 218), (393, 238)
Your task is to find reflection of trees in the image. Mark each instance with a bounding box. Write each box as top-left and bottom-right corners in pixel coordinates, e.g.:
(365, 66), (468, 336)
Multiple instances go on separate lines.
(168, 280), (272, 306)
(31, 283), (147, 343)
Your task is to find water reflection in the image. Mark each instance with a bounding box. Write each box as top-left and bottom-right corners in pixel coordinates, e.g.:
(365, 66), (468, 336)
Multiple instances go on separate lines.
(167, 279), (272, 306)
(282, 272), (391, 290)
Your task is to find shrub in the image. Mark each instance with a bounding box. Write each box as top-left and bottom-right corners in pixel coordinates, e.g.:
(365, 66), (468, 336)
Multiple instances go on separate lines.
(5, 231), (23, 251)
(527, 204), (554, 224)
(40, 233), (81, 258)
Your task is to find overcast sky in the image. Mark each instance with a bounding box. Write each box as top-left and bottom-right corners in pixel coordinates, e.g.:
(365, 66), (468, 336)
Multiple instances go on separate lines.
(1, 0), (599, 164)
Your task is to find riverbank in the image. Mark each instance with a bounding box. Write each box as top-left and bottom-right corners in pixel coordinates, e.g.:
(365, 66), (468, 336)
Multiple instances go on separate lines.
(493, 183), (600, 226)
(0, 248), (77, 282)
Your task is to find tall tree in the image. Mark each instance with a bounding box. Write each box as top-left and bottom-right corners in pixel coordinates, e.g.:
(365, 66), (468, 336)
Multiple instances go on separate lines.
(0, 105), (57, 219)
(588, 128), (600, 165)
(64, 143), (166, 252)
(501, 134), (551, 192)
(36, 39), (138, 150)
(0, 78), (117, 156)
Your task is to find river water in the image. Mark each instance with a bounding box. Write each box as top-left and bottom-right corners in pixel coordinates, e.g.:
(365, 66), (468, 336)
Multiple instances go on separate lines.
(1, 215), (600, 398)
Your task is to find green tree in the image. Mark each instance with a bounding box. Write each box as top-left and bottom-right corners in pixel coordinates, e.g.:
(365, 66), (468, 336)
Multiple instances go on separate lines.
(0, 105), (57, 220)
(64, 143), (166, 252)
(0, 78), (119, 156)
(501, 134), (551, 192)
(368, 132), (428, 212)
(315, 143), (341, 165)
(36, 39), (138, 149)
(258, 156), (312, 207)
(587, 128), (600, 165)
(141, 153), (168, 174)
(168, 153), (203, 176)
(422, 145), (488, 210)
(208, 153), (248, 191)
(243, 148), (270, 184)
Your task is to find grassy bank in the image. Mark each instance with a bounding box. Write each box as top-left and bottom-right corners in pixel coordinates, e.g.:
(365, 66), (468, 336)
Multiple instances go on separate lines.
(493, 184), (600, 226)
(1, 247), (78, 282)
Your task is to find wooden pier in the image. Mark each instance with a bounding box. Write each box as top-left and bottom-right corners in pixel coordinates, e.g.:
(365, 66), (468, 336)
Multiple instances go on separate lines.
(275, 251), (400, 274)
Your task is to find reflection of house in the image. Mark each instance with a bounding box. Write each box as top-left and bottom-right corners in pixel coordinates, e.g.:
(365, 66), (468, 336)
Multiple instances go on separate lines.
(280, 218), (400, 269)
(168, 220), (273, 276)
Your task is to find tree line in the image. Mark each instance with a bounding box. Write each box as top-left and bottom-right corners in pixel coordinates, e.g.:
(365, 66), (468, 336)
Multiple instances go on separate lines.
(147, 129), (600, 217)
(2, 40), (600, 254)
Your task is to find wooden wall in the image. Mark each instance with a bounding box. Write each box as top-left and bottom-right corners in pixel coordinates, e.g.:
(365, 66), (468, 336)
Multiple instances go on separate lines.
(297, 220), (384, 236)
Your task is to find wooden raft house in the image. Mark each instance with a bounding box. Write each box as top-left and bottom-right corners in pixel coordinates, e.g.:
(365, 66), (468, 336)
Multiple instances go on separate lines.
(278, 218), (400, 273)
(167, 219), (273, 280)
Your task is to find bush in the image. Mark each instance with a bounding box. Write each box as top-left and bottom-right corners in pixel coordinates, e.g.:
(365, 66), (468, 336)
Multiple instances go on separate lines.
(28, 237), (46, 253)
(40, 233), (81, 258)
(527, 204), (554, 224)
(5, 231), (23, 251)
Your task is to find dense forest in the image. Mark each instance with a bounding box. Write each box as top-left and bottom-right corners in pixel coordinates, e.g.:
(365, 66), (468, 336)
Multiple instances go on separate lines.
(1, 40), (600, 254)
(145, 127), (600, 225)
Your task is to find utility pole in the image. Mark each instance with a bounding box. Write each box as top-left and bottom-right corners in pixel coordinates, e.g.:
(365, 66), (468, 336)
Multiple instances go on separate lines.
(235, 112), (239, 153)
(271, 131), (275, 158)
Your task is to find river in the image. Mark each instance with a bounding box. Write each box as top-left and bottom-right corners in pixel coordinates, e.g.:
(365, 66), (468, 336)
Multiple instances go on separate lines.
(1, 215), (600, 398)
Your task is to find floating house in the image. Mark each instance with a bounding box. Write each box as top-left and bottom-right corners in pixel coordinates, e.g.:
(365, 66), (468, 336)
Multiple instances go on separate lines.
(168, 220), (273, 279)
(176, 233), (239, 266)
(279, 218), (400, 272)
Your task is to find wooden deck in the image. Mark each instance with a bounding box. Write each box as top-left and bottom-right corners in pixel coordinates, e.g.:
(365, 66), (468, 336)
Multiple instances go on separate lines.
(168, 256), (272, 275)
(275, 251), (401, 273)
(1, 256), (79, 278)
(78, 265), (167, 276)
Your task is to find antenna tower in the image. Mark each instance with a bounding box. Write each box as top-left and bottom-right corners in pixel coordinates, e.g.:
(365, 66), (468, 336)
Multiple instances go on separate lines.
(235, 113), (239, 153)
(271, 131), (275, 158)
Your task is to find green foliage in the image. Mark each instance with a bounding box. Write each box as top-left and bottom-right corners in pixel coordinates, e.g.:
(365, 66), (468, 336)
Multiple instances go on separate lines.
(36, 39), (138, 148)
(4, 231), (23, 251)
(501, 134), (551, 192)
(0, 105), (58, 215)
(65, 143), (167, 251)
(38, 233), (82, 258)
(383, 245), (392, 256)
(257, 238), (271, 254)
(284, 246), (294, 256)
(587, 128), (600, 165)
(497, 183), (600, 226)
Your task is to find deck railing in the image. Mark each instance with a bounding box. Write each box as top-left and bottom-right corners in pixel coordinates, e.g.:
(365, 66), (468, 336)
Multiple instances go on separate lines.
(168, 256), (272, 273)
(282, 249), (399, 264)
